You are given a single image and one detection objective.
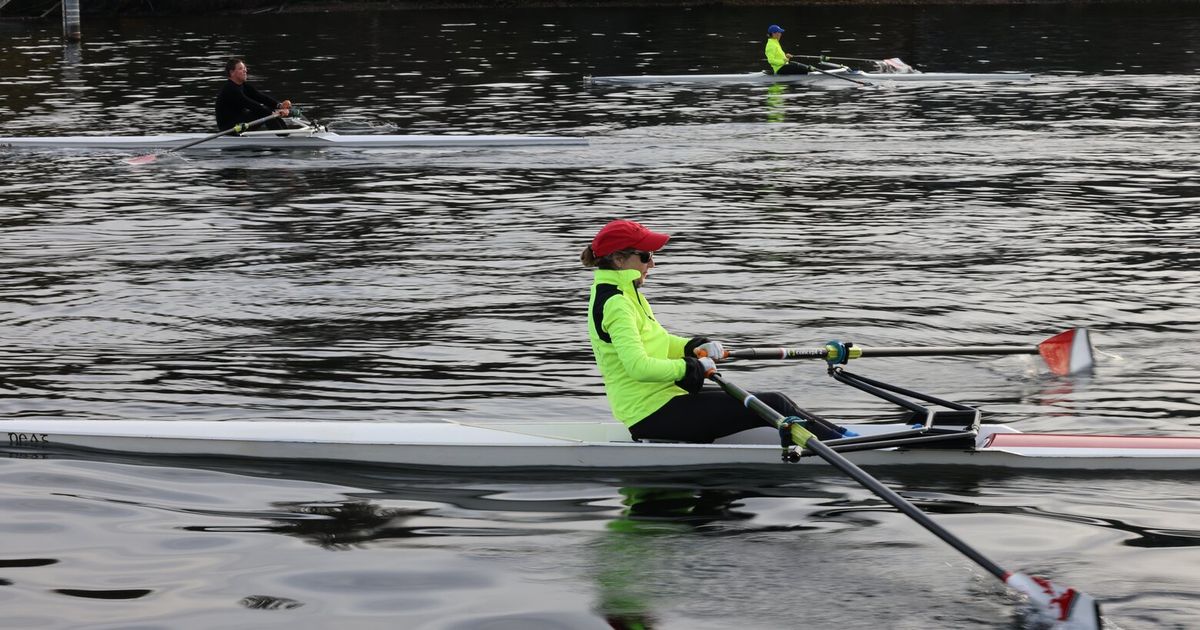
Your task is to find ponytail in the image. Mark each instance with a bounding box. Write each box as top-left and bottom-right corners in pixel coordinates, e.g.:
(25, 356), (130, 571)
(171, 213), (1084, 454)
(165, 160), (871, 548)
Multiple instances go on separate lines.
(581, 245), (622, 270)
(581, 245), (599, 268)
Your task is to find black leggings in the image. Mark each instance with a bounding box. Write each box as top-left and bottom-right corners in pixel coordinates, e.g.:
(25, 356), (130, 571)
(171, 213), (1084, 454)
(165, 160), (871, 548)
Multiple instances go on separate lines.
(774, 62), (810, 75)
(630, 388), (838, 443)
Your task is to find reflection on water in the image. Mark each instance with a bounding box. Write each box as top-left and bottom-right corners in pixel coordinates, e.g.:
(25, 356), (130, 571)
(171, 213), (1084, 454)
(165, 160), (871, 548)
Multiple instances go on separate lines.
(592, 488), (753, 630)
(764, 83), (785, 124)
(4, 445), (1200, 627)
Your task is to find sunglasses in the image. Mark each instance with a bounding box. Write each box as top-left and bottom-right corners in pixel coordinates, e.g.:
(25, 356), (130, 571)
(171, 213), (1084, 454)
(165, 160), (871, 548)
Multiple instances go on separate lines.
(629, 250), (653, 263)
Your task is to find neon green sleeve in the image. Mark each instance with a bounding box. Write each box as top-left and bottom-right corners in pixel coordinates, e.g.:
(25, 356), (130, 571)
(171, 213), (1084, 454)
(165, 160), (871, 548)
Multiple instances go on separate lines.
(603, 297), (687, 383)
(668, 334), (688, 359)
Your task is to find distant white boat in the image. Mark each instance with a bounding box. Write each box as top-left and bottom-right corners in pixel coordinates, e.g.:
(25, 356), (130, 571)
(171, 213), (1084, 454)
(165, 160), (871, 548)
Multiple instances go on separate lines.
(0, 123), (588, 152)
(588, 69), (1033, 85)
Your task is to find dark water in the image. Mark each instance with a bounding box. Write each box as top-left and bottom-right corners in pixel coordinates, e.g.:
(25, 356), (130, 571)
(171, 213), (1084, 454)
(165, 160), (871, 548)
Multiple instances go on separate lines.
(2, 4), (1200, 629)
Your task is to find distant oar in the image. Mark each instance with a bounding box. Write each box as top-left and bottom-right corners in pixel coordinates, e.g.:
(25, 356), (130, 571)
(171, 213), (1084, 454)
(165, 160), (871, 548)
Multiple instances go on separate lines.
(126, 112), (281, 165)
(796, 62), (875, 88)
(793, 53), (881, 64)
(728, 328), (1094, 375)
(709, 371), (1102, 630)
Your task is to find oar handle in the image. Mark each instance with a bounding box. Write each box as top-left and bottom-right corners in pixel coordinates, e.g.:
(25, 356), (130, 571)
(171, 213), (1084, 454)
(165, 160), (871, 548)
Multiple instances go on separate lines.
(727, 348), (827, 360)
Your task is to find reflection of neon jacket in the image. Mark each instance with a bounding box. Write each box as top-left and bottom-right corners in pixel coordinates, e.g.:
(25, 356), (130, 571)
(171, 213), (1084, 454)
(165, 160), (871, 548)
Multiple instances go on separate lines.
(765, 38), (789, 74)
(588, 269), (690, 426)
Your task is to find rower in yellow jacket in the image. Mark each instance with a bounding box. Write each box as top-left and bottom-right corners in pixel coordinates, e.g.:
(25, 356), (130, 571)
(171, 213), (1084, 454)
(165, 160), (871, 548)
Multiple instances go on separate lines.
(765, 24), (810, 75)
(581, 219), (852, 443)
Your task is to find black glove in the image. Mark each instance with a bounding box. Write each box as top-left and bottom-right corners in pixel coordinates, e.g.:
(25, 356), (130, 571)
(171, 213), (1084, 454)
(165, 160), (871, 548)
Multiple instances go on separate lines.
(675, 356), (716, 393)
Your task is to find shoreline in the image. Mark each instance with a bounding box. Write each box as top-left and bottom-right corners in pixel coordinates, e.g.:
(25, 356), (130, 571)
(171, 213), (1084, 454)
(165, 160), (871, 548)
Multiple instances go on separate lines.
(0, 0), (1184, 19)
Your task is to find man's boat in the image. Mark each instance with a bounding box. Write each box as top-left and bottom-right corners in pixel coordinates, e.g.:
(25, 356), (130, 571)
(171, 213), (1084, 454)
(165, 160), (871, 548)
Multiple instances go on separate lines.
(6, 416), (1200, 471)
(0, 124), (588, 151)
(587, 69), (1033, 86)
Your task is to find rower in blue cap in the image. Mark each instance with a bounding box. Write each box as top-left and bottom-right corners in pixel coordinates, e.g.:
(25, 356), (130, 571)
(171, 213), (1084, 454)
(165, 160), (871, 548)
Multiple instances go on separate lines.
(765, 24), (809, 75)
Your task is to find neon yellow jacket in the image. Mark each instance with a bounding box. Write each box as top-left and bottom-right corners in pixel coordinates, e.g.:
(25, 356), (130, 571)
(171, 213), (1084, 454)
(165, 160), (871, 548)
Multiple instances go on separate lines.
(765, 38), (788, 74)
(588, 268), (691, 426)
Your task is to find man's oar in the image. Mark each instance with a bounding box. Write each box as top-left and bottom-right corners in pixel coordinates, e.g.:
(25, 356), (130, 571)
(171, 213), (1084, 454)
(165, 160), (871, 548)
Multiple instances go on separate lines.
(728, 328), (1093, 375)
(709, 370), (1102, 629)
(126, 112), (281, 165)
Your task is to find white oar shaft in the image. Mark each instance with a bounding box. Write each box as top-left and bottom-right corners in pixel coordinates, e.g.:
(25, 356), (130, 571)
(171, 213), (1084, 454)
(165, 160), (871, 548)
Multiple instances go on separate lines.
(172, 112), (281, 152)
(727, 328), (1093, 376)
(860, 345), (1037, 357)
(794, 54), (879, 63)
(728, 345), (1037, 360)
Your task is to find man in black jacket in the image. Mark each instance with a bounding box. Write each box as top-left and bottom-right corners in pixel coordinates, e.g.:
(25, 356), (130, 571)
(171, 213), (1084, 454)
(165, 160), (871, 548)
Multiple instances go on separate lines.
(215, 58), (291, 131)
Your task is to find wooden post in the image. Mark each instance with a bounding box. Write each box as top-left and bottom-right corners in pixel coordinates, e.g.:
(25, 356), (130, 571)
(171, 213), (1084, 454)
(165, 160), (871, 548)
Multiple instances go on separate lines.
(62, 0), (82, 42)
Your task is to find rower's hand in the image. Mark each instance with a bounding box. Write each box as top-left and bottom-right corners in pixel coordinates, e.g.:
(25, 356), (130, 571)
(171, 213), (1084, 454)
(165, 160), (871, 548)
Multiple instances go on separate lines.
(675, 356), (718, 392)
(785, 53), (793, 60)
(280, 99), (292, 110)
(694, 340), (728, 361)
(275, 108), (290, 118)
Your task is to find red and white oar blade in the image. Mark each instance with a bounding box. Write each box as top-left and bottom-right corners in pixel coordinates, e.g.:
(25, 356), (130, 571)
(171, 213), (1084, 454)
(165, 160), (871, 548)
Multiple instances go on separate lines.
(1037, 328), (1094, 376)
(1005, 572), (1101, 629)
(125, 152), (160, 165)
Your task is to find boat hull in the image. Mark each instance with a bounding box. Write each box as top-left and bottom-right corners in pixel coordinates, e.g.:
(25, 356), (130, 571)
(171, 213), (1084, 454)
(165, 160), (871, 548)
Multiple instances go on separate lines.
(588, 71), (1033, 85)
(0, 132), (588, 151)
(6, 420), (1199, 471)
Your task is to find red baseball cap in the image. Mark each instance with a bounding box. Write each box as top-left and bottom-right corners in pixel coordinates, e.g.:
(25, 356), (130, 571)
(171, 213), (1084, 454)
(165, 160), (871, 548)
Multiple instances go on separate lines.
(591, 220), (670, 258)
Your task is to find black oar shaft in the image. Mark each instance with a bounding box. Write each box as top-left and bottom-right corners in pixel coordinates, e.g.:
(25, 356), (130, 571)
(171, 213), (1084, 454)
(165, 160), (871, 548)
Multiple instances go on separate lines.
(710, 372), (1008, 580)
(711, 373), (789, 426)
(806, 437), (1009, 578)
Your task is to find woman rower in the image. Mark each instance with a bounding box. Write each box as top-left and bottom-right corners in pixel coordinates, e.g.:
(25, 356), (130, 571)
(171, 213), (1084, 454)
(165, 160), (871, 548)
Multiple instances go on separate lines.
(765, 24), (809, 76)
(582, 219), (851, 443)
